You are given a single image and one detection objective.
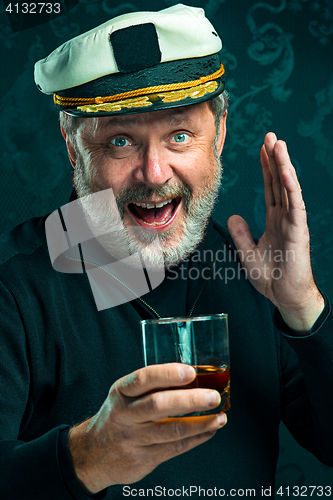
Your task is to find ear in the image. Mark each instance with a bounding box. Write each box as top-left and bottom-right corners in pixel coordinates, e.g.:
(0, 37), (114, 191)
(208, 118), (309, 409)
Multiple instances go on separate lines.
(61, 126), (77, 169)
(216, 110), (227, 156)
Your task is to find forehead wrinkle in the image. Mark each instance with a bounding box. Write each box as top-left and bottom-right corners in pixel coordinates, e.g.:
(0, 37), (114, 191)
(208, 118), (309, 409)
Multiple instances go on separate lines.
(98, 108), (192, 131)
(99, 115), (143, 129)
(168, 112), (190, 127)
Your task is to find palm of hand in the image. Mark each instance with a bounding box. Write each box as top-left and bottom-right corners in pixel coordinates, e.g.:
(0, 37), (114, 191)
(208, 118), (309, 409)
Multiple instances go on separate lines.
(228, 133), (323, 330)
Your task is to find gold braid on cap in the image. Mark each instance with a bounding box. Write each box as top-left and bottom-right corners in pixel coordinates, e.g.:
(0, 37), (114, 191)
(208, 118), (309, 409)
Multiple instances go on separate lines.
(53, 63), (225, 107)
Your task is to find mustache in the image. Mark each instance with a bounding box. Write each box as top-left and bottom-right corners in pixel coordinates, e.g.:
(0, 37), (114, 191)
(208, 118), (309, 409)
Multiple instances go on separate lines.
(115, 182), (192, 217)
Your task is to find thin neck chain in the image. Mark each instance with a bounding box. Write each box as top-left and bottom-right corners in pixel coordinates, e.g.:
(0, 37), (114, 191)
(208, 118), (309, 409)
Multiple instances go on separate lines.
(65, 247), (221, 318)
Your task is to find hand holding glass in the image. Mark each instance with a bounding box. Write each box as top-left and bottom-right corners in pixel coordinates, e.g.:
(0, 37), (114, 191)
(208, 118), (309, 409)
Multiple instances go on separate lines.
(141, 314), (230, 416)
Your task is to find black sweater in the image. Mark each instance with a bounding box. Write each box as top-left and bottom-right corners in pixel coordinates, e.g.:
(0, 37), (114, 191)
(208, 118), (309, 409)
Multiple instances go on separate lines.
(0, 216), (332, 499)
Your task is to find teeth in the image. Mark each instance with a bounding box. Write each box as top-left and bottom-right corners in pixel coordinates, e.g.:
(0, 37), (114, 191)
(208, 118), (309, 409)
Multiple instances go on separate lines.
(133, 199), (172, 209)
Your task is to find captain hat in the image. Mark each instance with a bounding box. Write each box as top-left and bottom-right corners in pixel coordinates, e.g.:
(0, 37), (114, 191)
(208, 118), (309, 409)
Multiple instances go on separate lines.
(34, 4), (225, 117)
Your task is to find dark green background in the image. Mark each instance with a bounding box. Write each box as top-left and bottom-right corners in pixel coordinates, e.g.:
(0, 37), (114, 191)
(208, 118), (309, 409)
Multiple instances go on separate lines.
(1, 0), (332, 495)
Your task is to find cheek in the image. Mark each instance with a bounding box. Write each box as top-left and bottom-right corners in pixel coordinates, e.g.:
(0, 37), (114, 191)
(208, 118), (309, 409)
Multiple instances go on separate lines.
(89, 159), (130, 195)
(183, 151), (217, 192)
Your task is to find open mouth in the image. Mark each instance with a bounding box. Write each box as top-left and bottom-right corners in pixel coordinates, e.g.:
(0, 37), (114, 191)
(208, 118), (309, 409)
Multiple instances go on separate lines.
(128, 197), (182, 228)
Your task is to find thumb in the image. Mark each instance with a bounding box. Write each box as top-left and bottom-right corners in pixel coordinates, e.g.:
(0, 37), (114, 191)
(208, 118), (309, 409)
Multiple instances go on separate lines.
(227, 215), (256, 262)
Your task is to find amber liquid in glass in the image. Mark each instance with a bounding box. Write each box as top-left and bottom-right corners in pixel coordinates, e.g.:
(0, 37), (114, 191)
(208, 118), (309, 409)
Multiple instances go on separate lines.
(185, 365), (231, 411)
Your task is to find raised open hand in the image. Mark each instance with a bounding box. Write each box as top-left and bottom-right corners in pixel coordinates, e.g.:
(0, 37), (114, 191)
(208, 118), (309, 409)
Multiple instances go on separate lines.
(228, 133), (324, 332)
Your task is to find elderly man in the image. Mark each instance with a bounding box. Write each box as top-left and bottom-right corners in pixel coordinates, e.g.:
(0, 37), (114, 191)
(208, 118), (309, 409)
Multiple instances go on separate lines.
(1, 5), (332, 499)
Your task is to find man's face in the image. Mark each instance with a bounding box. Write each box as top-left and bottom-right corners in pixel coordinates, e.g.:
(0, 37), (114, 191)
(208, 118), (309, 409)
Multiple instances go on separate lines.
(66, 101), (226, 267)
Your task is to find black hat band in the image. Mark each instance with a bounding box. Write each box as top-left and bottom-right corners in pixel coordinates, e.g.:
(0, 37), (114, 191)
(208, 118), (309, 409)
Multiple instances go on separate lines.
(54, 55), (224, 111)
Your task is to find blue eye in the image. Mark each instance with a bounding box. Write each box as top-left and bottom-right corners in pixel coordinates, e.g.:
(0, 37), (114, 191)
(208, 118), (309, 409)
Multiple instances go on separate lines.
(173, 133), (189, 143)
(111, 137), (130, 147)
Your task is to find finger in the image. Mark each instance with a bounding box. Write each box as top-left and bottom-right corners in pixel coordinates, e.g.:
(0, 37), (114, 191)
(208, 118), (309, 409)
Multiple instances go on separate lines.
(137, 413), (227, 445)
(264, 132), (282, 205)
(130, 388), (222, 422)
(273, 140), (293, 209)
(273, 141), (305, 218)
(260, 144), (274, 207)
(117, 363), (196, 398)
(148, 427), (223, 465)
(227, 214), (256, 261)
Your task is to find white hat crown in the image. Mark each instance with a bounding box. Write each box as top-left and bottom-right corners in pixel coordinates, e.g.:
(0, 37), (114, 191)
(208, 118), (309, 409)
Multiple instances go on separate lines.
(35, 4), (222, 95)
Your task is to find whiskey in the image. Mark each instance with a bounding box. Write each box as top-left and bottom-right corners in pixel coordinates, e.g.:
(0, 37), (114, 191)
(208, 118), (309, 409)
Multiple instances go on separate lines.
(161, 364), (231, 413)
(185, 365), (231, 411)
(186, 365), (229, 391)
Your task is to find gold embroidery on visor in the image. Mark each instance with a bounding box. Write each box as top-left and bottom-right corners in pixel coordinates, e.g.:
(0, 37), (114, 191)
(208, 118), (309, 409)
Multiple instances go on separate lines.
(157, 81), (218, 103)
(77, 80), (219, 113)
(77, 96), (152, 113)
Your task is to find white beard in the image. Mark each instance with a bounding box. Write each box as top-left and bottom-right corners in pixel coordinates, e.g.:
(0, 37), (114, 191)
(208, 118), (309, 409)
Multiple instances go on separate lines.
(73, 147), (222, 268)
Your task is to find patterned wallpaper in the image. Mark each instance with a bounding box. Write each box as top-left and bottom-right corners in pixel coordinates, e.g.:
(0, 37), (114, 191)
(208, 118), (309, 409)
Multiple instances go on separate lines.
(1, 0), (332, 495)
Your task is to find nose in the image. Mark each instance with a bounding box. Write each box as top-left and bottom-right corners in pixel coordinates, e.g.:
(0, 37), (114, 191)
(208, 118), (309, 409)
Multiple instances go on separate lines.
(134, 141), (173, 188)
